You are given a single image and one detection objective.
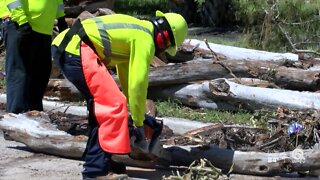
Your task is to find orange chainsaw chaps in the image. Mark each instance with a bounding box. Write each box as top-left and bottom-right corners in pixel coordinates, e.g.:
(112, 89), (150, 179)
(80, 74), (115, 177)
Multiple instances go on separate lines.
(80, 42), (130, 154)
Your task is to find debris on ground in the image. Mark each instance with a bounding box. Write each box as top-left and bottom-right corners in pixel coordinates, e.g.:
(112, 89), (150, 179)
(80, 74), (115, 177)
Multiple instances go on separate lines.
(166, 108), (320, 153)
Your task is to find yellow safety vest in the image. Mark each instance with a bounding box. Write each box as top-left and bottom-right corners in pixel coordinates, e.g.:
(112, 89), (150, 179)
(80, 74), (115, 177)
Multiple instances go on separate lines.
(0, 0), (10, 19)
(5, 0), (65, 35)
(52, 14), (155, 126)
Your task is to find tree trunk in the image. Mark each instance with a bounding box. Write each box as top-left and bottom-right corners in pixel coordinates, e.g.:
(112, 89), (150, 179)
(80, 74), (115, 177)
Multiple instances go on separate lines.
(166, 145), (320, 175)
(48, 59), (320, 101)
(1, 112), (320, 176)
(46, 79), (84, 101)
(148, 60), (320, 91)
(185, 39), (299, 62)
(64, 0), (114, 17)
(0, 112), (86, 158)
(150, 78), (320, 111)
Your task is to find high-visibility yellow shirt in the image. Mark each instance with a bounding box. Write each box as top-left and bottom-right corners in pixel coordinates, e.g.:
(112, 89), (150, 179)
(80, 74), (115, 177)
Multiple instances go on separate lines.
(0, 0), (10, 19)
(52, 14), (155, 127)
(5, 0), (65, 35)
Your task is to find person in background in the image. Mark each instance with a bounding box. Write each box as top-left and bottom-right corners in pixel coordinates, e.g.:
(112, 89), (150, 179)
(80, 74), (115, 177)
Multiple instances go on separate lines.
(51, 10), (188, 179)
(3, 0), (67, 113)
(0, 0), (10, 44)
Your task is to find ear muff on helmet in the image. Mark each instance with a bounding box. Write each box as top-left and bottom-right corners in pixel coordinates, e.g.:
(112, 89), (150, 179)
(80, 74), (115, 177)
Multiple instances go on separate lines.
(149, 16), (175, 50)
(155, 10), (188, 56)
(155, 30), (170, 49)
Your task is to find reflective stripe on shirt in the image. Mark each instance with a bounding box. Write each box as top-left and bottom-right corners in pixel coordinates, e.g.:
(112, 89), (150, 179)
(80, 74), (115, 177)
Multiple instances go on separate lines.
(7, 0), (22, 11)
(57, 4), (64, 11)
(93, 16), (152, 60)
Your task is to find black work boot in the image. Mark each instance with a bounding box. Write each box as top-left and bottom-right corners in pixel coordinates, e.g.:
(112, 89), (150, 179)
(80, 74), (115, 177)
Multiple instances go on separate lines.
(109, 160), (126, 174)
(83, 173), (129, 180)
(96, 173), (129, 180)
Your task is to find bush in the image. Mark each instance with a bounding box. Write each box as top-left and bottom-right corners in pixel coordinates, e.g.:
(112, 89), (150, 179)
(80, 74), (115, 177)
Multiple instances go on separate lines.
(114, 0), (167, 16)
(233, 0), (320, 53)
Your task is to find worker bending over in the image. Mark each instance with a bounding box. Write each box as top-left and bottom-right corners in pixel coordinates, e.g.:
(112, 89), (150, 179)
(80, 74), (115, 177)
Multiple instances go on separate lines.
(51, 11), (187, 179)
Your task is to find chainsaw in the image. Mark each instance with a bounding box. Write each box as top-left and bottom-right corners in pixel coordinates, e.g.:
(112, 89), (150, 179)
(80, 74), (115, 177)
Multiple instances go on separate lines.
(129, 115), (170, 163)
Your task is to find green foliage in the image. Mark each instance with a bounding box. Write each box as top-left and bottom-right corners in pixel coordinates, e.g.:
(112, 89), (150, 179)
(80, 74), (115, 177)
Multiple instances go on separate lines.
(275, 0), (320, 51)
(155, 99), (262, 125)
(233, 0), (320, 53)
(114, 0), (167, 16)
(249, 110), (276, 128)
(188, 33), (252, 49)
(194, 0), (206, 12)
(233, 0), (269, 26)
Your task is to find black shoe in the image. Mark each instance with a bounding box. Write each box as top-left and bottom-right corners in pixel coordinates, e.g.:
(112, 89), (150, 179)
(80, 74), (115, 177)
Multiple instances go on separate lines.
(83, 173), (129, 180)
(82, 161), (126, 180)
(109, 160), (126, 174)
(83, 177), (96, 180)
(98, 173), (129, 180)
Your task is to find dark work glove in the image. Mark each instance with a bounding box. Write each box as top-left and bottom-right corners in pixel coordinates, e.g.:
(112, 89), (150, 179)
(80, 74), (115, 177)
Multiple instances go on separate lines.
(128, 114), (163, 141)
(144, 114), (163, 140)
(128, 115), (148, 143)
(134, 126), (145, 142)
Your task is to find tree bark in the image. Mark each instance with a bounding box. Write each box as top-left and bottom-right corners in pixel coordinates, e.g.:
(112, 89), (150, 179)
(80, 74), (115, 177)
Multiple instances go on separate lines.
(148, 60), (320, 91)
(48, 59), (320, 101)
(1, 112), (320, 176)
(166, 145), (320, 175)
(64, 0), (114, 17)
(150, 78), (320, 111)
(46, 79), (84, 101)
(0, 112), (86, 158)
(185, 39), (299, 62)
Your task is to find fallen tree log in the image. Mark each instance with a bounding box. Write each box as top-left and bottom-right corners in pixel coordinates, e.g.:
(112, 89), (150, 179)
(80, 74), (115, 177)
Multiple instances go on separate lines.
(166, 145), (320, 175)
(1, 112), (320, 176)
(209, 79), (320, 110)
(226, 174), (318, 180)
(64, 0), (114, 17)
(148, 60), (320, 91)
(0, 112), (86, 158)
(47, 56), (166, 100)
(46, 79), (84, 101)
(184, 39), (299, 62)
(48, 59), (320, 101)
(150, 78), (320, 111)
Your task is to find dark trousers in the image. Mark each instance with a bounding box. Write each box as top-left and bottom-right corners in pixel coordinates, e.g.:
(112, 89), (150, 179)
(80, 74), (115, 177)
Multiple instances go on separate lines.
(4, 21), (51, 113)
(0, 19), (7, 43)
(51, 46), (112, 178)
